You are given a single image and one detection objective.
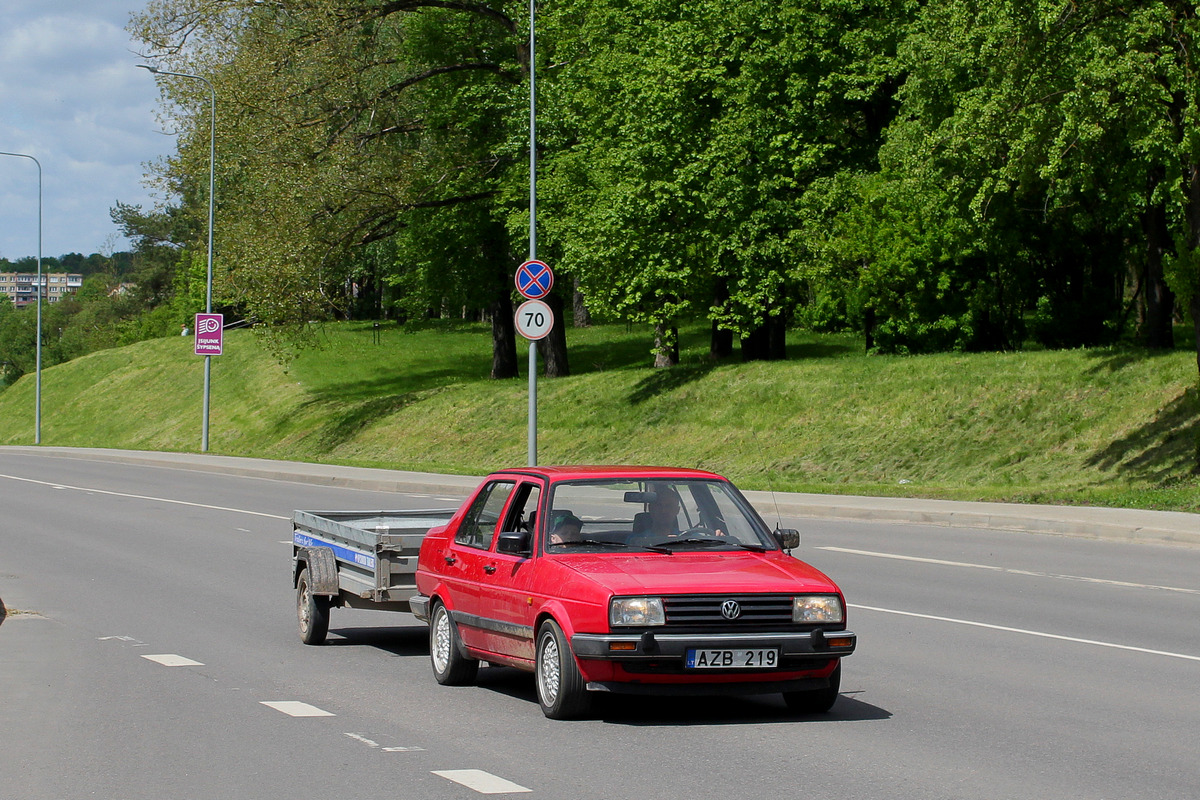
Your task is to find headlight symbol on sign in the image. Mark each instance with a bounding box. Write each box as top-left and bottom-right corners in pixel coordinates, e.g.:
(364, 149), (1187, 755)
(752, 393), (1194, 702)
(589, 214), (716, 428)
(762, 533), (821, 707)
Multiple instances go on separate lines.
(197, 317), (221, 335)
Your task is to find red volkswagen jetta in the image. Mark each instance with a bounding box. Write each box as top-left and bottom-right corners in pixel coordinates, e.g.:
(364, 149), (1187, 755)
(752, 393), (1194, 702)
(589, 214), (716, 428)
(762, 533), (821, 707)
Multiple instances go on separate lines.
(412, 466), (856, 719)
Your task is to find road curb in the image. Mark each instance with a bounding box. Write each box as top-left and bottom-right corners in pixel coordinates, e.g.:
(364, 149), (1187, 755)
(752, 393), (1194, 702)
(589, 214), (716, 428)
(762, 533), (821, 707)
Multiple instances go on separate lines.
(5, 446), (1197, 548)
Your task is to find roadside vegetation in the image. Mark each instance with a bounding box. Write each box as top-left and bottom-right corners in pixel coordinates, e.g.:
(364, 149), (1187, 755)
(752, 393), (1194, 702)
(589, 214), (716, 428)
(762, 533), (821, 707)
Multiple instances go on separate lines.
(1, 321), (1195, 513)
(2, 4), (1198, 514)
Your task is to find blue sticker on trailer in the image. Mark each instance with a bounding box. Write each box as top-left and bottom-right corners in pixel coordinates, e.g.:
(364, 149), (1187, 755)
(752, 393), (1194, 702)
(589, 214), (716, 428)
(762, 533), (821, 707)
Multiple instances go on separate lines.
(294, 532), (376, 570)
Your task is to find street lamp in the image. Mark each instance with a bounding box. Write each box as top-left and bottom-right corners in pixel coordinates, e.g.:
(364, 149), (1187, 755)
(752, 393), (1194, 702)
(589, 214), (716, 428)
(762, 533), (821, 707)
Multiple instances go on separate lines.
(138, 64), (217, 452)
(0, 151), (43, 445)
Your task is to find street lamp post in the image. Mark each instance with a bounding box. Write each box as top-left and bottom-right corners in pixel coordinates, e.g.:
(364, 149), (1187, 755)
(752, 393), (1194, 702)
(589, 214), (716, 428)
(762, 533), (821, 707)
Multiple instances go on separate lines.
(0, 151), (43, 445)
(138, 64), (216, 452)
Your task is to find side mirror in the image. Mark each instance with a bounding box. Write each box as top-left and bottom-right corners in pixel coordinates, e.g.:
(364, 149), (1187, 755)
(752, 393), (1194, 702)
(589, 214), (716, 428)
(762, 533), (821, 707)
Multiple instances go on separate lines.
(773, 528), (800, 549)
(496, 530), (531, 555)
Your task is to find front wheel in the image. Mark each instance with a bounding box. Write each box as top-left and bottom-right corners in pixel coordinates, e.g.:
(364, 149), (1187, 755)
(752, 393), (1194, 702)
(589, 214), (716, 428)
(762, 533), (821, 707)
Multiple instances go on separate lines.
(535, 620), (590, 720)
(430, 602), (479, 686)
(296, 567), (330, 645)
(783, 662), (841, 714)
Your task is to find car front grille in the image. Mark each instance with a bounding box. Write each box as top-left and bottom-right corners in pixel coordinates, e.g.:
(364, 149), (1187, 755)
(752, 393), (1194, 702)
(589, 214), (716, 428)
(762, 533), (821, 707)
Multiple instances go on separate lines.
(663, 594), (796, 629)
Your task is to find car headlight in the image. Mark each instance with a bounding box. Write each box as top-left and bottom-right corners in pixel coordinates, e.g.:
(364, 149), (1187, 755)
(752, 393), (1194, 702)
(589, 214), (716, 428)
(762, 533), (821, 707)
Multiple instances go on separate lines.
(793, 595), (844, 623)
(610, 597), (665, 627)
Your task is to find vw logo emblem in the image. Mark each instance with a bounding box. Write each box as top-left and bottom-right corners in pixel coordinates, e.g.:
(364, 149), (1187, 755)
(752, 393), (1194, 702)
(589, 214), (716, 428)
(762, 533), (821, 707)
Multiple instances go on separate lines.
(721, 599), (741, 620)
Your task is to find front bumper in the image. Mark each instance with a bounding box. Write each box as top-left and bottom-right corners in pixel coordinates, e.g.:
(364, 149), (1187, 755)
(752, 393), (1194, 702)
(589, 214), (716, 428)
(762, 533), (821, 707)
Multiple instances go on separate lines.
(571, 629), (856, 665)
(571, 629), (853, 696)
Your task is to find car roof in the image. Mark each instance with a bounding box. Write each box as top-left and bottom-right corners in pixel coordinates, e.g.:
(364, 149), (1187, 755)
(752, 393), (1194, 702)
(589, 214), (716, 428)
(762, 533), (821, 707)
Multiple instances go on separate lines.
(488, 465), (728, 482)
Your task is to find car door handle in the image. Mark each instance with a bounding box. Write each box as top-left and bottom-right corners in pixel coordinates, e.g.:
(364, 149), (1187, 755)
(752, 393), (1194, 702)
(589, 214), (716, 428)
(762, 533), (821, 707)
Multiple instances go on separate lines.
(444, 555), (457, 565)
(483, 564), (497, 575)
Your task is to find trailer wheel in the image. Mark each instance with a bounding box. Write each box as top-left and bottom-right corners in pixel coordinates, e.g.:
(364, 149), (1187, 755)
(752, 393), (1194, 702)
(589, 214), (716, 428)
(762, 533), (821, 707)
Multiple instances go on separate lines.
(297, 567), (330, 645)
(430, 601), (478, 685)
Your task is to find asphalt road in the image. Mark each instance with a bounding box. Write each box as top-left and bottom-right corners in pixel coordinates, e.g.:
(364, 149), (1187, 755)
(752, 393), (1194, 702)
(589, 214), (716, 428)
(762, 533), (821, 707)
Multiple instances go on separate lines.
(1, 450), (1197, 799)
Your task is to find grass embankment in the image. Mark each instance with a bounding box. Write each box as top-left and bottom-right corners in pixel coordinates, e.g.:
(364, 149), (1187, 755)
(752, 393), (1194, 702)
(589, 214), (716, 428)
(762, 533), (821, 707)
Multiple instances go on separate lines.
(0, 321), (1197, 512)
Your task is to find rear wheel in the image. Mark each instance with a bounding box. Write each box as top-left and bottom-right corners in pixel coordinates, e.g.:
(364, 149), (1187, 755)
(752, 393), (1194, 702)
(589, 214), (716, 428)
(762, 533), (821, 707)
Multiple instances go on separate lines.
(430, 602), (479, 685)
(296, 568), (330, 645)
(535, 619), (590, 720)
(783, 662), (841, 714)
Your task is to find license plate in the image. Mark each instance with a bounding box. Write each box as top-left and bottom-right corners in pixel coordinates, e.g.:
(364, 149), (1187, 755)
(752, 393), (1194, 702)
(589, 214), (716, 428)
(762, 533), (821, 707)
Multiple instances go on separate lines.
(685, 648), (779, 669)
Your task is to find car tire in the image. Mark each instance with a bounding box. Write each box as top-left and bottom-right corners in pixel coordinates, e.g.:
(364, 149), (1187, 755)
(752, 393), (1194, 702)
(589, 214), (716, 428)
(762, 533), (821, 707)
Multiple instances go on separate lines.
(297, 567), (330, 645)
(535, 619), (590, 720)
(430, 601), (479, 686)
(783, 662), (841, 714)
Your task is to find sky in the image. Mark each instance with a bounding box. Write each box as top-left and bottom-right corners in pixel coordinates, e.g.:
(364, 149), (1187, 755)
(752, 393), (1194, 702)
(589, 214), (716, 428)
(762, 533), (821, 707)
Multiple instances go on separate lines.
(0, 0), (176, 262)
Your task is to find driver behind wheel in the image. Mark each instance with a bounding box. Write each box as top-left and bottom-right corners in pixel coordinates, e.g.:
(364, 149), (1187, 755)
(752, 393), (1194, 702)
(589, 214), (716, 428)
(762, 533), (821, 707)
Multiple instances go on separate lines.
(547, 511), (584, 546)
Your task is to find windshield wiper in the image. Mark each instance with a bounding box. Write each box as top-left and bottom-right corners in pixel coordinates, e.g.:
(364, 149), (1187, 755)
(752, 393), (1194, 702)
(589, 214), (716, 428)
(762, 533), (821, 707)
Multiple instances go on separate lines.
(552, 538), (629, 549)
(643, 538), (731, 550)
(638, 538), (771, 552)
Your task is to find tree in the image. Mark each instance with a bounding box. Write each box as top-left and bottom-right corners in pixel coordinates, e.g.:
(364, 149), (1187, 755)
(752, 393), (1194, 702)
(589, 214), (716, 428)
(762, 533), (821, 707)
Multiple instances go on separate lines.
(867, 0), (1200, 370)
(130, 0), (564, 378)
(539, 0), (913, 363)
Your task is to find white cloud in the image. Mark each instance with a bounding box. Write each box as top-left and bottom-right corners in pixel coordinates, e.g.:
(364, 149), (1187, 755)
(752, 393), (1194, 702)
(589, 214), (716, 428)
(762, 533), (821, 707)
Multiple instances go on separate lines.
(0, 1), (176, 260)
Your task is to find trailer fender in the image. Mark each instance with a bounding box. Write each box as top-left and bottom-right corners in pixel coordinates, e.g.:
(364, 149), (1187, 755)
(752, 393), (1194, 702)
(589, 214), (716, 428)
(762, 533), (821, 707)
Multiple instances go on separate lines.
(295, 546), (339, 596)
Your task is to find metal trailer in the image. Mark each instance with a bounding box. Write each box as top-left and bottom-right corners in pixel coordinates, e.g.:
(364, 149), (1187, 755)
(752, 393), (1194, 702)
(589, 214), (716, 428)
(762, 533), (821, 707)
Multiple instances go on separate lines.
(291, 508), (456, 645)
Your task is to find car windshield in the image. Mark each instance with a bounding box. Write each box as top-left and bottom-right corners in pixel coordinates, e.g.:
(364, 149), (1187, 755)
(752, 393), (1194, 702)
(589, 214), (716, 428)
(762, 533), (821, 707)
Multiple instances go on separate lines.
(543, 478), (775, 553)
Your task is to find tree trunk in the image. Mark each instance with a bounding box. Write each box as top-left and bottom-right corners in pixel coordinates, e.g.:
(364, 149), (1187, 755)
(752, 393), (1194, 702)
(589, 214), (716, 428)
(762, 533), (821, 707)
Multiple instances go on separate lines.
(740, 324), (766, 361)
(490, 288), (519, 379)
(768, 315), (787, 360)
(710, 277), (732, 358)
(1192, 293), (1200, 381)
(1187, 161), (1200, 382)
(653, 323), (678, 368)
(1141, 200), (1176, 349)
(710, 322), (733, 359)
(741, 316), (786, 361)
(537, 289), (570, 377)
(572, 276), (591, 328)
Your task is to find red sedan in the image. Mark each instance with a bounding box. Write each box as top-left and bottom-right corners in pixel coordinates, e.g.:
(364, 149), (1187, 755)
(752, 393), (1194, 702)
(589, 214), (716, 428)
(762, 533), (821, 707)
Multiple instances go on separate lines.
(411, 466), (856, 719)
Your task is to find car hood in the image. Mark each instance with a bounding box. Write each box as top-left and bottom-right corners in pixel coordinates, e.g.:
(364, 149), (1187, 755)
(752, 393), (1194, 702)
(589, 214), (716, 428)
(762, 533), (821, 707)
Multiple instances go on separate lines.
(556, 551), (840, 595)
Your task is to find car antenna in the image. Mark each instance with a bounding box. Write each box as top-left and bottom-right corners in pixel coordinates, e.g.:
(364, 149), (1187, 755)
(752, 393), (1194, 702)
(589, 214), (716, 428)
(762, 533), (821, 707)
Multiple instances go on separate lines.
(749, 428), (789, 539)
(765, 467), (784, 531)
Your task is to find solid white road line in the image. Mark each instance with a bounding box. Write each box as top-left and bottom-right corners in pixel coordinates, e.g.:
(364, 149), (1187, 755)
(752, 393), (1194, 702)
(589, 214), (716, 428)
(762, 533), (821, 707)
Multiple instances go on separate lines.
(141, 654), (204, 667)
(260, 701), (335, 717)
(432, 770), (532, 794)
(0, 473), (289, 520)
(819, 546), (1200, 595)
(850, 603), (1200, 662)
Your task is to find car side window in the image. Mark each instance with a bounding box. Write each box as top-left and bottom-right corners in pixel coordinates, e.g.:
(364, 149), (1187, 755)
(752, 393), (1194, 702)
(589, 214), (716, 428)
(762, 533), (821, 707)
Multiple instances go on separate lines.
(503, 483), (541, 535)
(456, 481), (516, 550)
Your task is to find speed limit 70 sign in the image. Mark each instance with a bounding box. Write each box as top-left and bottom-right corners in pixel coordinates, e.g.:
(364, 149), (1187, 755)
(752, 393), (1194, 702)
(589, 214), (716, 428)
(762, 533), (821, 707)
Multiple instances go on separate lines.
(515, 299), (554, 340)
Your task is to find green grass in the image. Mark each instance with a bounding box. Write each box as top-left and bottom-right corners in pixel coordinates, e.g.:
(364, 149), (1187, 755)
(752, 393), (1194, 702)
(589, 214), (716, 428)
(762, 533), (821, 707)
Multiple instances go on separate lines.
(1, 320), (1197, 512)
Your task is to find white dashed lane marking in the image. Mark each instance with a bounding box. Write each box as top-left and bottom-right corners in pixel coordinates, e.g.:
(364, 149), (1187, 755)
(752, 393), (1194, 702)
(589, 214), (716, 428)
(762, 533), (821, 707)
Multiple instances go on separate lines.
(260, 701), (335, 717)
(432, 770), (532, 794)
(344, 732), (424, 752)
(141, 654), (204, 667)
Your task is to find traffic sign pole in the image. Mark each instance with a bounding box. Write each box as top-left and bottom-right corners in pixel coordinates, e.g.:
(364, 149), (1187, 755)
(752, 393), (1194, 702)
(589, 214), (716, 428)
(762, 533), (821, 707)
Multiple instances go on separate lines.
(528, 336), (537, 467)
(526, 0), (538, 467)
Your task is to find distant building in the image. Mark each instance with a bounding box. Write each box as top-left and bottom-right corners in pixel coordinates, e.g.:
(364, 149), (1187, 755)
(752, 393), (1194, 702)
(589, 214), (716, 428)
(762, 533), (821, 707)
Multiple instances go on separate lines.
(0, 272), (83, 308)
